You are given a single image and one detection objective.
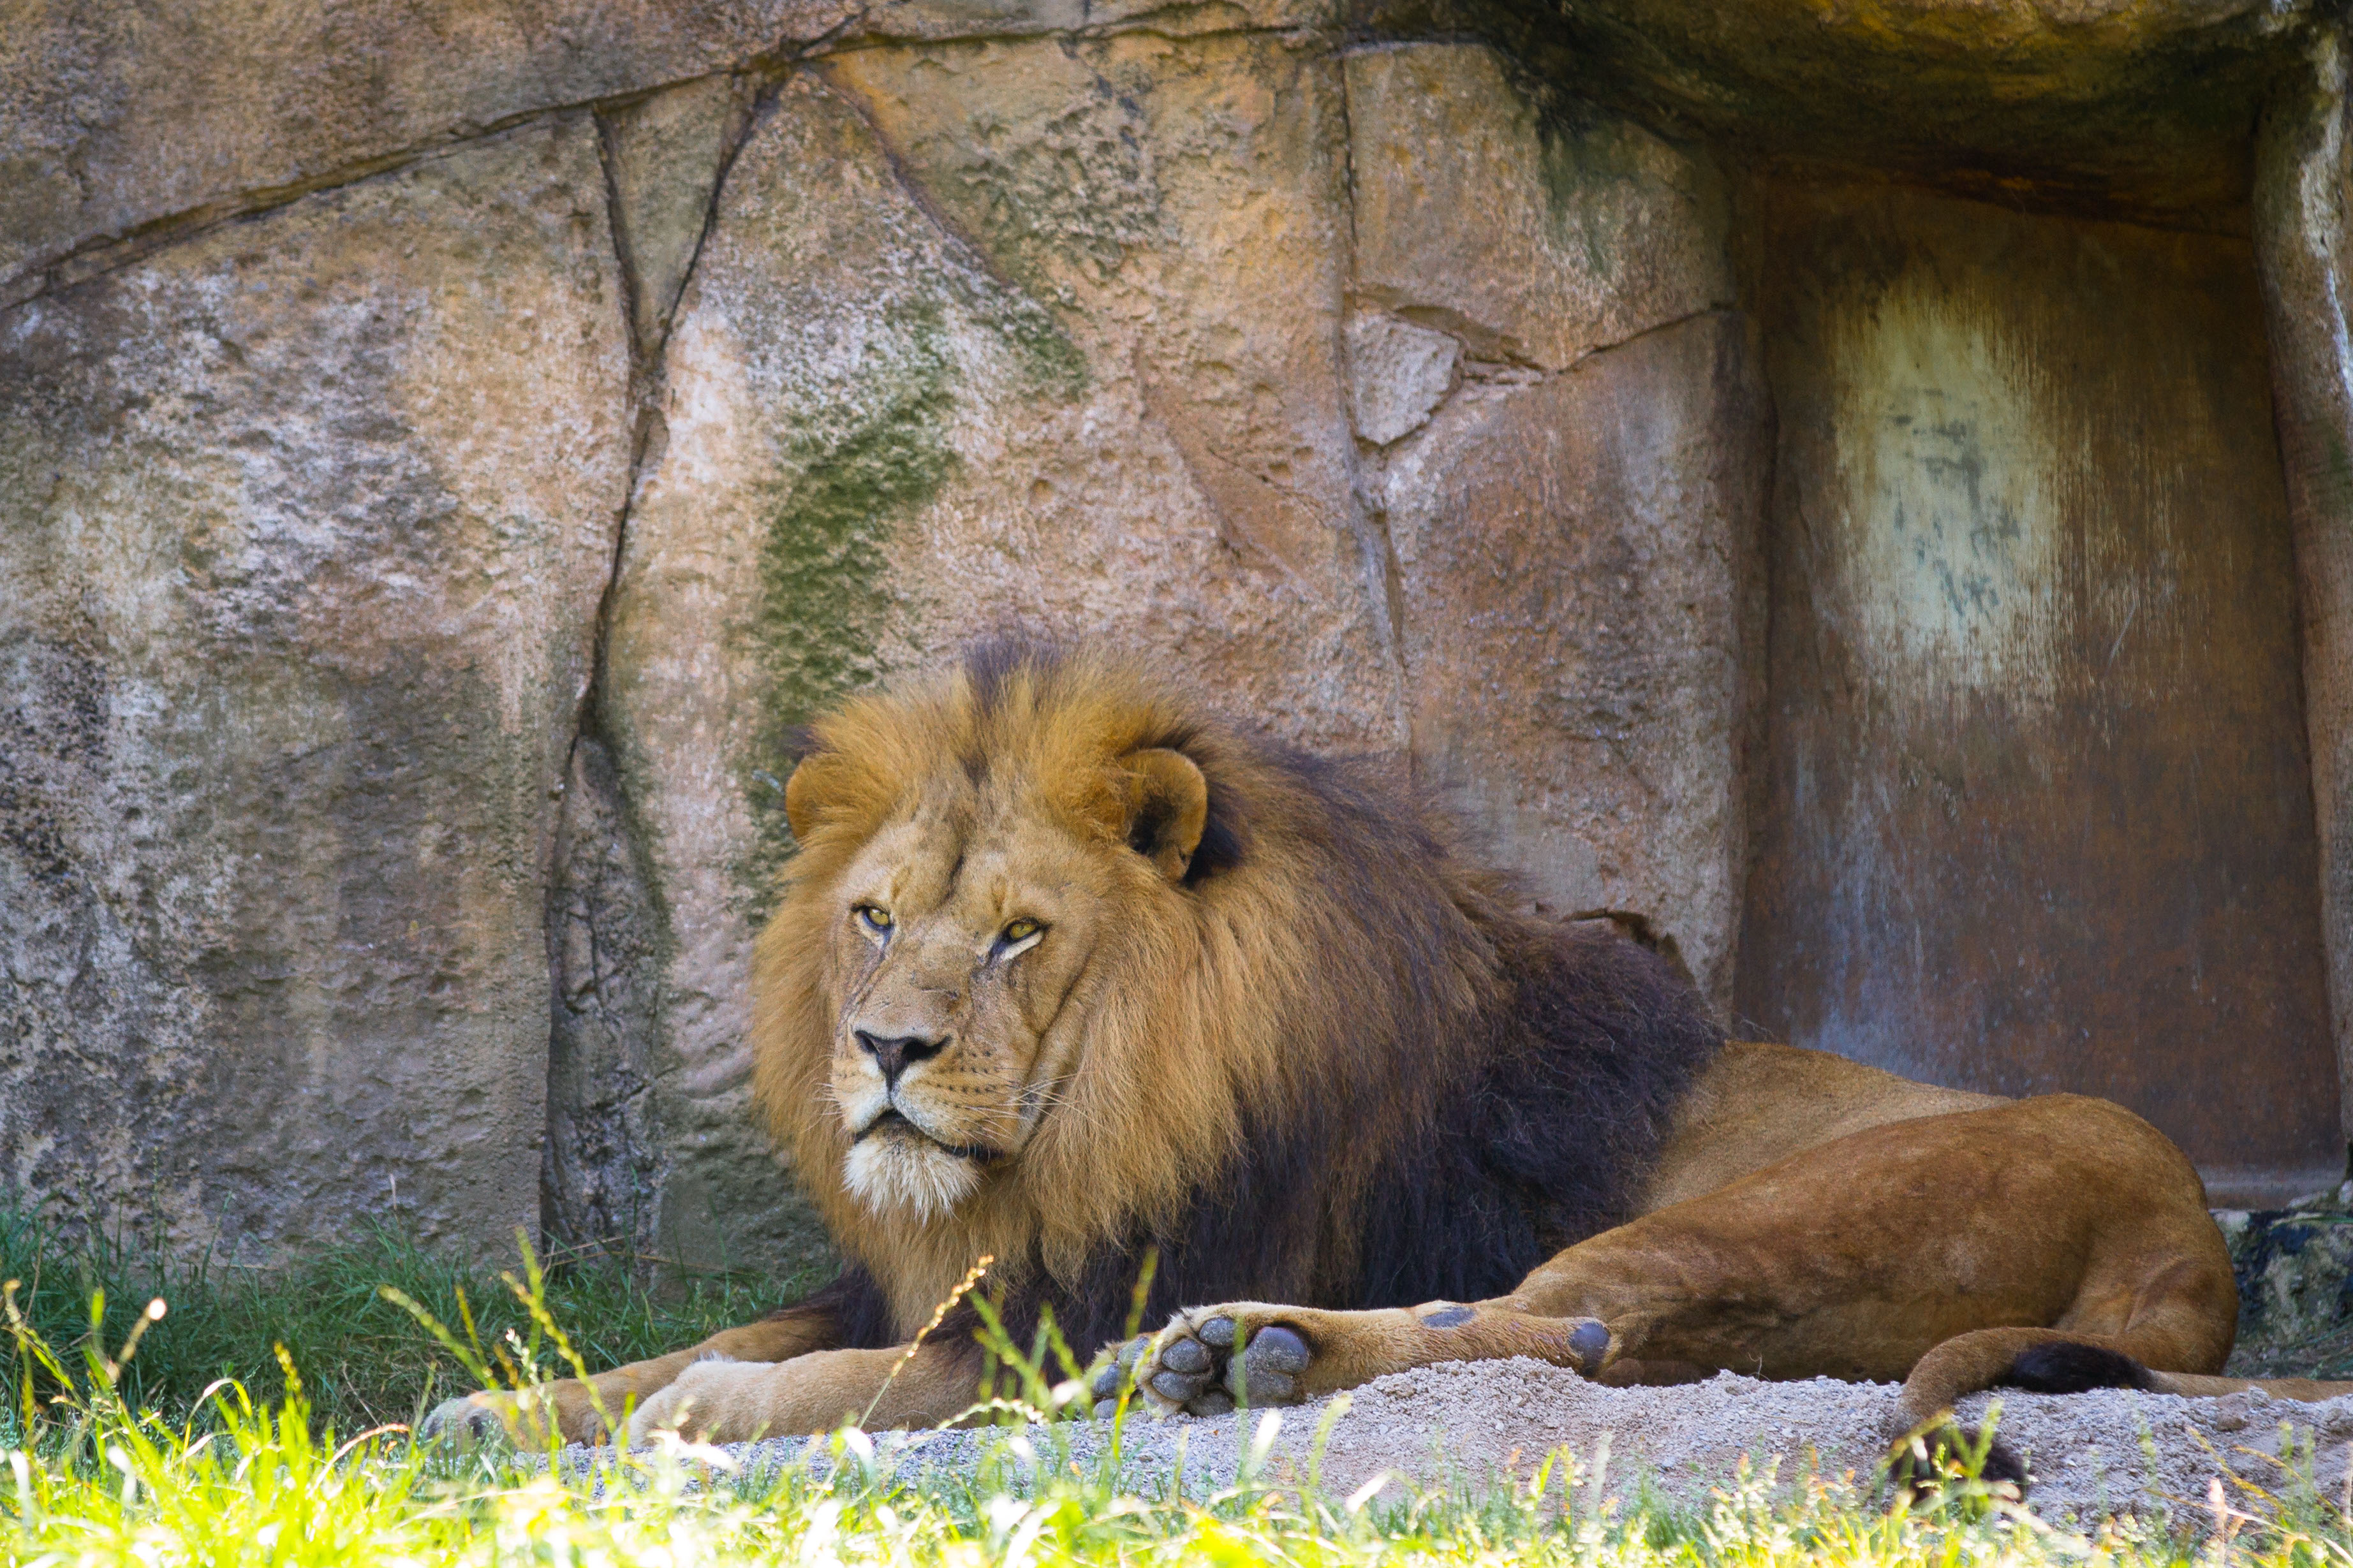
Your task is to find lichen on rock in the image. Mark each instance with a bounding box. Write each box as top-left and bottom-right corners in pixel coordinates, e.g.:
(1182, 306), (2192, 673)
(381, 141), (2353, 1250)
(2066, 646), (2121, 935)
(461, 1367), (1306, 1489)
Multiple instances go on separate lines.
(741, 300), (966, 914)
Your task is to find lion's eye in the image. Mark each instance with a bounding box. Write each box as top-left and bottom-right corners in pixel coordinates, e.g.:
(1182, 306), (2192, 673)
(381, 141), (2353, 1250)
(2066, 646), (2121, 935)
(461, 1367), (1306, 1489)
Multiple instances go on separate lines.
(855, 904), (894, 934)
(1003, 918), (1040, 942)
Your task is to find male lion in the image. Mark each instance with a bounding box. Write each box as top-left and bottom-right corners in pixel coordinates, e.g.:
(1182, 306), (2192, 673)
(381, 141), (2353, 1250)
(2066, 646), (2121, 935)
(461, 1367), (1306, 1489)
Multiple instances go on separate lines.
(426, 643), (2342, 1474)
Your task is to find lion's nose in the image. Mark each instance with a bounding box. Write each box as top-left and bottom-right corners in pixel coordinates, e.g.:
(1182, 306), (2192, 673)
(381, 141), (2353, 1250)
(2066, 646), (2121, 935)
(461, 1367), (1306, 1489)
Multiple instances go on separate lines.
(855, 1030), (948, 1087)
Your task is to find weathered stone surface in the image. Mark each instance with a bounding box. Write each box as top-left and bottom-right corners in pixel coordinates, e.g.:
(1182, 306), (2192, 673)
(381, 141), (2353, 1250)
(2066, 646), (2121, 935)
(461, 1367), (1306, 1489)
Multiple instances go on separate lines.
(1345, 314), (1461, 447)
(542, 734), (670, 1262)
(1401, 0), (2308, 225)
(848, 0), (1335, 43)
(0, 117), (632, 1260)
(2254, 34), (2353, 1150)
(586, 41), (1397, 1266)
(1345, 42), (1731, 371)
(1734, 179), (2336, 1199)
(0, 0), (841, 305)
(1372, 320), (1769, 1009)
(1346, 43), (1760, 1009)
(829, 31), (1392, 673)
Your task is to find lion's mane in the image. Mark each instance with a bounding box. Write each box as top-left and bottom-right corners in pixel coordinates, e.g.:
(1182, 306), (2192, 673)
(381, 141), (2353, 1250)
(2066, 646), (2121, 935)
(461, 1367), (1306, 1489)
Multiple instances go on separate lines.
(749, 643), (1724, 1361)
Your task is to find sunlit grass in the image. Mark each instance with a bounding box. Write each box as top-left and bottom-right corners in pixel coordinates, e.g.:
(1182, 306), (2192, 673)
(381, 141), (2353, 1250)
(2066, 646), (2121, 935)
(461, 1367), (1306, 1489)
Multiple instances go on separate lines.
(6, 1222), (2353, 1568)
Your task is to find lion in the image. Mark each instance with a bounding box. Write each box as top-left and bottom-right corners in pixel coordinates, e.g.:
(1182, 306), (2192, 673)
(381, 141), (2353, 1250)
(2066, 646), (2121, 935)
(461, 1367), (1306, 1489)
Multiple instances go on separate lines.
(424, 642), (2345, 1478)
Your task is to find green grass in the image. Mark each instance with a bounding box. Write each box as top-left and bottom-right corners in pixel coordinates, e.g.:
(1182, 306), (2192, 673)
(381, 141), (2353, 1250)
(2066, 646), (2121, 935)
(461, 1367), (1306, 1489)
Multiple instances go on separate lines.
(6, 1217), (2353, 1568)
(6, 1354), (2350, 1568)
(0, 1207), (816, 1433)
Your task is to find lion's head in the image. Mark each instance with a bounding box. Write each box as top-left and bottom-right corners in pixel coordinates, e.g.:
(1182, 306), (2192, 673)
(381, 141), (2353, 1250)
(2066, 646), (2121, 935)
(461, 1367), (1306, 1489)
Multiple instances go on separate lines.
(751, 647), (1275, 1320)
(751, 643), (1721, 1341)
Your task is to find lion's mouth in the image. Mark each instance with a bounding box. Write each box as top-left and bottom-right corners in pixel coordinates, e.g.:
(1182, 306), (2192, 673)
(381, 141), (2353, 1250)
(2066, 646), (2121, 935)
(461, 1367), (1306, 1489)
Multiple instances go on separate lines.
(855, 1106), (1001, 1164)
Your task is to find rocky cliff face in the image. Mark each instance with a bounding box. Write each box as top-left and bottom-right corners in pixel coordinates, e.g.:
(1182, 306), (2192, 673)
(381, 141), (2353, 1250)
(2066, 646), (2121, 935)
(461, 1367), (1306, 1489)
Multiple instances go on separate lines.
(6, 0), (2352, 1271)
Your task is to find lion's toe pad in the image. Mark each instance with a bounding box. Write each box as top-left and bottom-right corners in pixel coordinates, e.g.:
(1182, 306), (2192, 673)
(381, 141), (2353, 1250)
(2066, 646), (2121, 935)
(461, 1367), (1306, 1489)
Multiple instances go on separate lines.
(1158, 1337), (1213, 1375)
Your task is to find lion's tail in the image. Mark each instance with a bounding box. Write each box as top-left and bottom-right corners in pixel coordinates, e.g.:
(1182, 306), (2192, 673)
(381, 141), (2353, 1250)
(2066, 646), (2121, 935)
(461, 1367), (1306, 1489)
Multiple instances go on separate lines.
(2144, 1368), (2353, 1401)
(1890, 1328), (2353, 1497)
(1909, 1329), (2353, 1409)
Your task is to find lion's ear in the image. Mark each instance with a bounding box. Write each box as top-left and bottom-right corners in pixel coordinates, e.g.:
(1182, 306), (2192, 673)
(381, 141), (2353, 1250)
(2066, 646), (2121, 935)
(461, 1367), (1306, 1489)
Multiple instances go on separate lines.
(1123, 747), (1209, 882)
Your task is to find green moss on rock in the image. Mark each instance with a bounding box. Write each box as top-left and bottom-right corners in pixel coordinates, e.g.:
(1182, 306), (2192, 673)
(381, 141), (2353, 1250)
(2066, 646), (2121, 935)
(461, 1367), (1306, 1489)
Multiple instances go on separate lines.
(739, 305), (963, 912)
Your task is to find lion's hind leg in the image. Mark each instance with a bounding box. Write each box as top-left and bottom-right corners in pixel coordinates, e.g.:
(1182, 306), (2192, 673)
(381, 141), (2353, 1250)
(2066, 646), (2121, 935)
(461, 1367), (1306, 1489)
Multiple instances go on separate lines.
(1892, 1236), (2241, 1489)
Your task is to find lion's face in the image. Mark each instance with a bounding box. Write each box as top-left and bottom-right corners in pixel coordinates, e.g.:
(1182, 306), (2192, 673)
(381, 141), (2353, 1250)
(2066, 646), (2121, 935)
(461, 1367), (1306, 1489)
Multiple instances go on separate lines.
(822, 793), (1126, 1221)
(773, 659), (1213, 1235)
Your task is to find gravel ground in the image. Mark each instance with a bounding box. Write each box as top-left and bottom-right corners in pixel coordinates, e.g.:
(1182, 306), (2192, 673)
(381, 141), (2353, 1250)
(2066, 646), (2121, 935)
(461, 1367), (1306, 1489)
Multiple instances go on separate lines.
(672, 1359), (2353, 1529)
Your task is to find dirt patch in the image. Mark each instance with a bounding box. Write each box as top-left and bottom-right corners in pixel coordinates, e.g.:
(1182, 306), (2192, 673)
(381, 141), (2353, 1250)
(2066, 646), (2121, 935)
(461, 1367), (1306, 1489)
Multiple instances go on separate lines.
(724, 1359), (2353, 1528)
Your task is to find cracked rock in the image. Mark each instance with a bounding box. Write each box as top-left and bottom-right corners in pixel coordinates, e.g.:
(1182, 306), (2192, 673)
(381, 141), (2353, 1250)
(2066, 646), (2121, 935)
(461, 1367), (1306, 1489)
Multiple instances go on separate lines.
(1345, 42), (1732, 371)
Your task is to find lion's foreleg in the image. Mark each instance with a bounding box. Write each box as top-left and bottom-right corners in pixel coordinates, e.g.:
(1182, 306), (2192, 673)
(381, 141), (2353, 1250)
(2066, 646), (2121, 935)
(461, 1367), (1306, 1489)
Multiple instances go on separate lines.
(422, 1306), (846, 1446)
(626, 1340), (985, 1444)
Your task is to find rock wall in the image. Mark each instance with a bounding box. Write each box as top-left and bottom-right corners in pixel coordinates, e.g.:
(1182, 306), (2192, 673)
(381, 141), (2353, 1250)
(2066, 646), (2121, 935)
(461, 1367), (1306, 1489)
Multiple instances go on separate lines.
(2, 115), (631, 1261)
(6, 0), (2351, 1267)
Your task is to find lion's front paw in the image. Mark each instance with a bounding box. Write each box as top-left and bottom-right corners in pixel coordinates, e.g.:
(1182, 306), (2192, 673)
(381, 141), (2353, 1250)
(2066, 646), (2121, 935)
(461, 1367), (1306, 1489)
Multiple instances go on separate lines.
(419, 1384), (607, 1448)
(624, 1381), (697, 1446)
(420, 1389), (600, 1448)
(1104, 1306), (1314, 1419)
